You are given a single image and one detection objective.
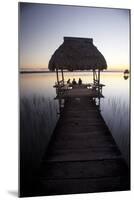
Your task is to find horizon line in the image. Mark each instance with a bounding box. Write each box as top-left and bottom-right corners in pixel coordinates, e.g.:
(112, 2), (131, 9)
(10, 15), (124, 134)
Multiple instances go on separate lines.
(19, 68), (127, 73)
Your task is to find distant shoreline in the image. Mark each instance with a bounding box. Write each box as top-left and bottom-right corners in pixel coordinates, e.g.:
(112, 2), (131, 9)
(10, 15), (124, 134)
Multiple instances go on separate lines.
(20, 70), (52, 74)
(20, 70), (124, 74)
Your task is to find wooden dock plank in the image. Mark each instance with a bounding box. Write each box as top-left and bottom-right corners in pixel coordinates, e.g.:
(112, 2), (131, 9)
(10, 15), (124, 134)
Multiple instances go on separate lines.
(40, 159), (128, 179)
(45, 147), (122, 162)
(40, 176), (129, 195)
(56, 87), (104, 98)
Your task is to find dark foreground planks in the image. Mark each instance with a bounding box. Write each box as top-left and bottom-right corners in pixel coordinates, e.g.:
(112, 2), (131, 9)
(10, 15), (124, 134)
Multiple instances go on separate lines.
(38, 96), (130, 195)
(40, 176), (129, 195)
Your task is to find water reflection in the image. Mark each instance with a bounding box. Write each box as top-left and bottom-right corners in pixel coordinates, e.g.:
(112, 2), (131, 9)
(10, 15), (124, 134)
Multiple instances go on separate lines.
(124, 74), (129, 80)
(20, 73), (57, 98)
(20, 72), (129, 100)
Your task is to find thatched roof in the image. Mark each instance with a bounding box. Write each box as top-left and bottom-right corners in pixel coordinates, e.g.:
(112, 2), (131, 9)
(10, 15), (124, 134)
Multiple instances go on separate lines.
(48, 37), (107, 71)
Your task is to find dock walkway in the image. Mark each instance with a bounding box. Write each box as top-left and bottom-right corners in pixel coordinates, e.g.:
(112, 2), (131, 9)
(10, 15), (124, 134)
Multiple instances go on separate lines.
(39, 87), (130, 195)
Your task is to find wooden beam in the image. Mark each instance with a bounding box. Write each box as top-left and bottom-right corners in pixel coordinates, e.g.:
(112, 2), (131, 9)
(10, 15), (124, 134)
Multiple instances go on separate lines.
(56, 67), (59, 85)
(95, 71), (97, 81)
(93, 70), (95, 84)
(61, 67), (64, 84)
(98, 69), (100, 85)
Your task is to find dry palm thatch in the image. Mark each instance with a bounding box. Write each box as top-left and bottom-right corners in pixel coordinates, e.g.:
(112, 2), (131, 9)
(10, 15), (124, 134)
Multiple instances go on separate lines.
(48, 37), (107, 71)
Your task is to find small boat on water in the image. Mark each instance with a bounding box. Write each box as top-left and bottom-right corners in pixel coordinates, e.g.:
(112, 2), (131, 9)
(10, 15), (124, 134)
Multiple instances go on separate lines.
(124, 69), (129, 75)
(123, 69), (130, 80)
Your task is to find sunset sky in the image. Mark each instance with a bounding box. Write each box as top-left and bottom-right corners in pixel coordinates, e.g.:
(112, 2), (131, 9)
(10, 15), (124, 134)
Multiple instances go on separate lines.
(19, 3), (130, 71)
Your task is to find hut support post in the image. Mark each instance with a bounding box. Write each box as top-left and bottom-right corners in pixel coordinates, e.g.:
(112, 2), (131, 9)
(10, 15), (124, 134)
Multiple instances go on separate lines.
(97, 69), (101, 97)
(93, 70), (98, 85)
(93, 70), (95, 84)
(98, 97), (100, 110)
(56, 68), (59, 85)
(95, 71), (97, 82)
(98, 69), (100, 85)
(61, 68), (64, 85)
(58, 98), (62, 114)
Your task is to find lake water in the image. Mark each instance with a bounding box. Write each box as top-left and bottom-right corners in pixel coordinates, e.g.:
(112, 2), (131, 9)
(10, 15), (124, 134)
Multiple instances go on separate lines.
(20, 72), (130, 167)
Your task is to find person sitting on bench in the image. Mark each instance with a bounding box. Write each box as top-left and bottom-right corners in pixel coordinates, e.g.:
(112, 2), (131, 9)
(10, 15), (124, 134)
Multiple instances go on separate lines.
(78, 78), (82, 85)
(67, 79), (71, 84)
(72, 78), (77, 85)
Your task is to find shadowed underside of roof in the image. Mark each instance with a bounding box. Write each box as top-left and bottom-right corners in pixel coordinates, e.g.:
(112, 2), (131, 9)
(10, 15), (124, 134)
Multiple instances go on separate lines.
(48, 37), (107, 71)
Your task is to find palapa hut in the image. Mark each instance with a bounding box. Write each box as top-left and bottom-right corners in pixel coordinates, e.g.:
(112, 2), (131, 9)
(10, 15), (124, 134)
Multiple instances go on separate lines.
(48, 37), (107, 86)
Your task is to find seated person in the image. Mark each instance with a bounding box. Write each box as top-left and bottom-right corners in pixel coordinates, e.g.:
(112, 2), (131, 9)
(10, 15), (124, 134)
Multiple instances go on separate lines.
(78, 78), (82, 85)
(67, 78), (71, 84)
(72, 78), (77, 85)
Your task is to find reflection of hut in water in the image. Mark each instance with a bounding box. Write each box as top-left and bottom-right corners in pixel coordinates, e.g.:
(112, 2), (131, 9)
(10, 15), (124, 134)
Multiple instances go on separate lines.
(48, 37), (107, 86)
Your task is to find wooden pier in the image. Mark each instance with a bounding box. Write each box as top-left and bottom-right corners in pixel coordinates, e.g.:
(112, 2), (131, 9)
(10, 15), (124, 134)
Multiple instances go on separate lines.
(39, 85), (130, 195)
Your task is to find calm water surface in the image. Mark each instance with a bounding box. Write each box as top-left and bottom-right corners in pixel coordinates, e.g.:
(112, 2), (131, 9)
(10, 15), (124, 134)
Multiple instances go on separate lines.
(20, 72), (130, 165)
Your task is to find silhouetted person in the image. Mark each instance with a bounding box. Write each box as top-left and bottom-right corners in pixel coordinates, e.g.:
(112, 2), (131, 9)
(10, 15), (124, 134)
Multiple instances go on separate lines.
(72, 78), (77, 85)
(67, 79), (71, 84)
(78, 78), (82, 85)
